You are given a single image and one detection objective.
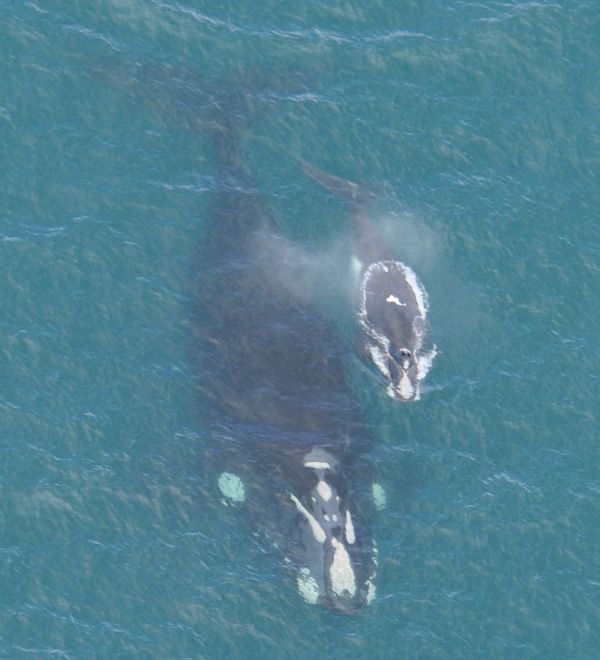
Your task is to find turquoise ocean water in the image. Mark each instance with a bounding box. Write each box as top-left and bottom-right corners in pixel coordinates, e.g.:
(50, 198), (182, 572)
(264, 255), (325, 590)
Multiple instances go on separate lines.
(2, 1), (600, 657)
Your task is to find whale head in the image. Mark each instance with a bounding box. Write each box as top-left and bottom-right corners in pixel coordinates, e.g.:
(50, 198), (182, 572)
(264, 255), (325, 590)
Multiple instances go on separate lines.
(360, 261), (432, 402)
(286, 448), (377, 613)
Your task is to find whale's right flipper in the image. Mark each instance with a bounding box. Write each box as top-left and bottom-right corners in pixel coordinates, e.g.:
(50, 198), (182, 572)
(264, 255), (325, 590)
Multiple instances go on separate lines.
(300, 160), (377, 208)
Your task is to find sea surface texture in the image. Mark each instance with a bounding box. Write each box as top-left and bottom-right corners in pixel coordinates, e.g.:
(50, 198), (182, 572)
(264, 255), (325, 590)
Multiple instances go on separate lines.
(2, 1), (599, 658)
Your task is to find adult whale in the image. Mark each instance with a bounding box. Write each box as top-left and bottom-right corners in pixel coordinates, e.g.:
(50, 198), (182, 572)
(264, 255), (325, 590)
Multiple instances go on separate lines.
(193, 102), (380, 612)
(301, 162), (437, 402)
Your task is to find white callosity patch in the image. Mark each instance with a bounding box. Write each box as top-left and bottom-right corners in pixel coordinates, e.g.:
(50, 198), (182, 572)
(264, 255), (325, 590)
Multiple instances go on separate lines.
(303, 449), (335, 472)
(345, 510), (356, 544)
(366, 579), (376, 604)
(330, 538), (357, 598)
(217, 472), (246, 503)
(386, 294), (405, 307)
(316, 480), (332, 502)
(290, 494), (326, 543)
(304, 461), (331, 470)
(372, 483), (387, 511)
(297, 568), (320, 604)
(366, 540), (378, 604)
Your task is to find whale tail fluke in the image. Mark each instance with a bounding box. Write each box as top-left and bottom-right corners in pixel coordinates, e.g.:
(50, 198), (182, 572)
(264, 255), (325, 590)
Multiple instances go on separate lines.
(300, 160), (378, 208)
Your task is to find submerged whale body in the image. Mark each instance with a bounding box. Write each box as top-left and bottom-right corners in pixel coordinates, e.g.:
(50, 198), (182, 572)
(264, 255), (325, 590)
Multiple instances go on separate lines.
(193, 101), (379, 612)
(301, 162), (437, 402)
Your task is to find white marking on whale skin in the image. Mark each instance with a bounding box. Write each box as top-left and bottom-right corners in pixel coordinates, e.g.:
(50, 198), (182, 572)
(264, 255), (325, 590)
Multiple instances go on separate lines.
(217, 472), (246, 503)
(366, 579), (376, 604)
(398, 373), (415, 399)
(386, 294), (406, 306)
(345, 510), (356, 544)
(297, 568), (320, 604)
(290, 494), (326, 543)
(317, 480), (332, 502)
(330, 538), (357, 597)
(359, 260), (429, 335)
(388, 380), (420, 401)
(304, 461), (331, 470)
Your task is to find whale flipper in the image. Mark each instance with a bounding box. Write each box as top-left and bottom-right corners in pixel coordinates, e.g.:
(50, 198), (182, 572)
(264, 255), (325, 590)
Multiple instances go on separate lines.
(300, 160), (377, 208)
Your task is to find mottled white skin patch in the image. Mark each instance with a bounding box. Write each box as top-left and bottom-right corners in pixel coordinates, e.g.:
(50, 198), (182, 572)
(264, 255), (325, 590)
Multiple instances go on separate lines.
(330, 538), (357, 598)
(317, 480), (332, 502)
(386, 294), (405, 307)
(218, 472), (246, 503)
(297, 568), (320, 604)
(290, 494), (326, 543)
(345, 510), (356, 544)
(372, 483), (387, 511)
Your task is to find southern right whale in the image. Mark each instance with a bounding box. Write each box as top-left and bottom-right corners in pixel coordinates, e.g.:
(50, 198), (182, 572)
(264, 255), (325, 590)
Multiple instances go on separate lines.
(301, 162), (437, 402)
(193, 99), (380, 613)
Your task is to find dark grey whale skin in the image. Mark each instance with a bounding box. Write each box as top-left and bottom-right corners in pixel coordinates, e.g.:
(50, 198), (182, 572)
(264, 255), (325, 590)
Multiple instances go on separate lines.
(192, 112), (378, 613)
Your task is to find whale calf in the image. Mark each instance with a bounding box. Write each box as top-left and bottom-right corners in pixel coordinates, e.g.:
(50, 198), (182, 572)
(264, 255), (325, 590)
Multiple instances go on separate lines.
(302, 162), (437, 401)
(193, 98), (380, 612)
